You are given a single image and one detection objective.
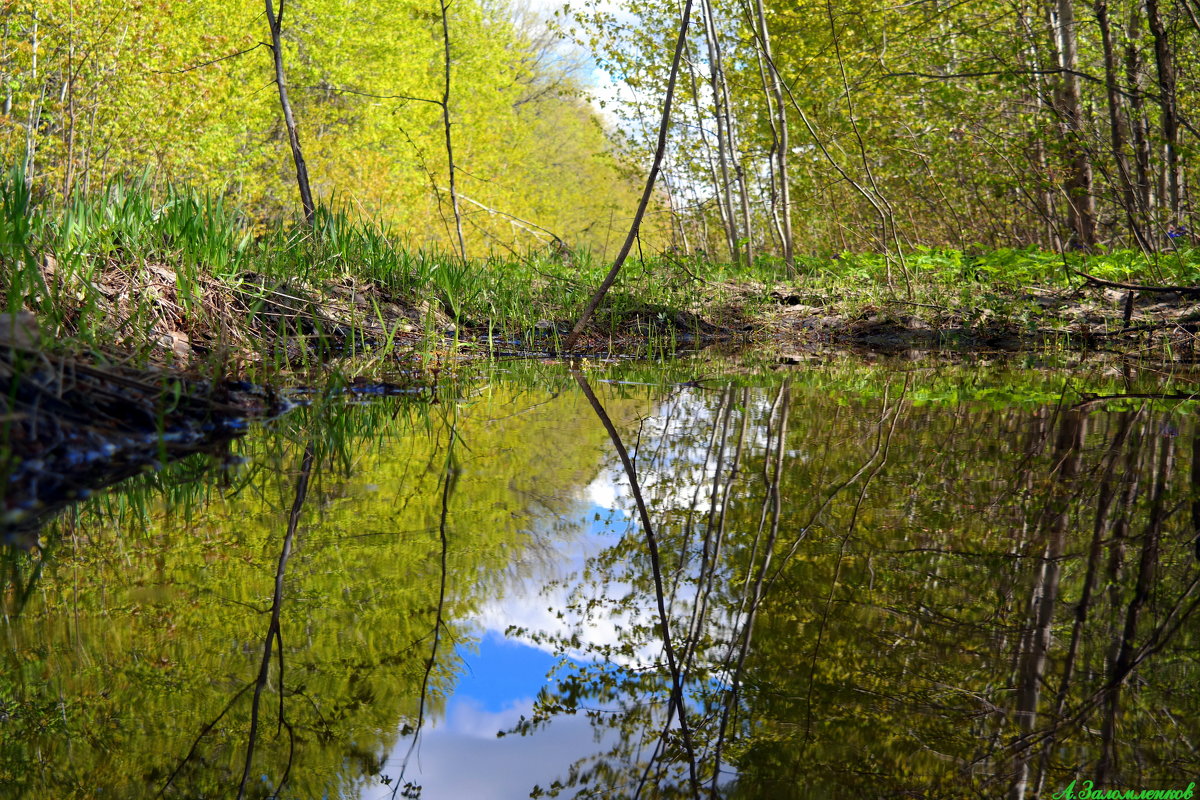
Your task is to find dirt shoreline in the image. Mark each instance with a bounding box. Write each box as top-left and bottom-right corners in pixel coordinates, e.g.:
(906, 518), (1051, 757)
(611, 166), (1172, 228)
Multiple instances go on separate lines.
(749, 282), (1200, 362)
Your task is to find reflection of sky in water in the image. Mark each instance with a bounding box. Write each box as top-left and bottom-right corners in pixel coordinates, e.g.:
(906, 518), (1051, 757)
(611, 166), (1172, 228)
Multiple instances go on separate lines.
(378, 702), (613, 800)
(360, 500), (624, 799)
(363, 390), (739, 799)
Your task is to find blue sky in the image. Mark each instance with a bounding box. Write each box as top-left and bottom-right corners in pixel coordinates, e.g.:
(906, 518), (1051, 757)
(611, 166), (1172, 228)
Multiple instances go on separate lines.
(453, 631), (560, 713)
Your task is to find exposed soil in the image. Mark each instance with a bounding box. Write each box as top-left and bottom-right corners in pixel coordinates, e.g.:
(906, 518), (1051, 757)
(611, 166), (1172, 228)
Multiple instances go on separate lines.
(754, 282), (1200, 362)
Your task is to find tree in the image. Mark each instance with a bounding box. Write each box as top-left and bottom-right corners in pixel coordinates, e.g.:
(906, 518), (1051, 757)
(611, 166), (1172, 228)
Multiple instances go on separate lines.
(265, 0), (315, 223)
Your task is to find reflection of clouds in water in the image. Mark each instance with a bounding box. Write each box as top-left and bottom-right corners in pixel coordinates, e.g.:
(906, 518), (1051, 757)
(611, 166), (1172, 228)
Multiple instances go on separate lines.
(362, 697), (617, 800)
(572, 389), (768, 664)
(371, 389), (768, 799)
(586, 469), (619, 510)
(471, 500), (641, 663)
(591, 388), (760, 518)
(478, 389), (764, 671)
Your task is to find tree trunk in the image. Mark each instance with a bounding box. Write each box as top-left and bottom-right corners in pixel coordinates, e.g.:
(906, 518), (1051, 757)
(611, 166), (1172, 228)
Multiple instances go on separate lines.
(683, 34), (733, 259)
(62, 4), (77, 201)
(265, 0), (315, 224)
(1145, 0), (1181, 221)
(1125, 2), (1154, 216)
(562, 0), (696, 351)
(736, 160), (754, 266)
(1019, 5), (1057, 245)
(753, 0), (794, 277)
(699, 0), (740, 265)
(22, 11), (40, 191)
(439, 0), (466, 257)
(1053, 0), (1096, 248)
(1095, 0), (1148, 247)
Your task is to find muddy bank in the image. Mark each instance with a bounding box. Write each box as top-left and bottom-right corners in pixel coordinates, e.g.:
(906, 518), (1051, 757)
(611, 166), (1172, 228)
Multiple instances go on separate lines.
(8, 274), (1200, 545)
(757, 282), (1200, 361)
(0, 336), (302, 546)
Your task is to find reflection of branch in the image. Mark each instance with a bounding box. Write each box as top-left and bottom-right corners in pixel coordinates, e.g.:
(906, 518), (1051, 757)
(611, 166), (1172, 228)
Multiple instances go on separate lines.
(711, 381), (789, 795)
(679, 388), (741, 672)
(973, 427), (1199, 782)
(977, 575), (1200, 779)
(391, 419), (458, 799)
(1, 544), (51, 617)
(803, 377), (906, 745)
(160, 682), (254, 796)
(572, 371), (699, 796)
(762, 384), (903, 594)
(237, 441), (314, 800)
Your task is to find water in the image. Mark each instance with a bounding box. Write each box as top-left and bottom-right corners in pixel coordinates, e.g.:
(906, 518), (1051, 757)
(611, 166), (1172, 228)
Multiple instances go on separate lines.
(3, 356), (1200, 799)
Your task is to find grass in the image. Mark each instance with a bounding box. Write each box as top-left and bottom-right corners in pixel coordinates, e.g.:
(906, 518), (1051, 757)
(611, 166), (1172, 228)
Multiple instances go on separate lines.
(780, 244), (1200, 353)
(5, 164), (1200, 375)
(0, 168), (778, 376)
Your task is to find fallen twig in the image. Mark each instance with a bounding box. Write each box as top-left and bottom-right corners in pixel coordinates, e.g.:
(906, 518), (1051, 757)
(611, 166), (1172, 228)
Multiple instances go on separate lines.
(1073, 269), (1200, 296)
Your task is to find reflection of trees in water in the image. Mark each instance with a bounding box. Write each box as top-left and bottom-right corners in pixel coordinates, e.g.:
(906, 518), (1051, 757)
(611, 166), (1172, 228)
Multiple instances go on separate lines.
(0, 382), (634, 798)
(1000, 405), (1200, 800)
(522, 385), (1200, 799)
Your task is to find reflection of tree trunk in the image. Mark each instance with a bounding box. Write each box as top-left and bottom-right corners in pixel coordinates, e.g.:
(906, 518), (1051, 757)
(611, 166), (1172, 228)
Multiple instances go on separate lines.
(808, 380), (905, 746)
(1192, 433), (1200, 560)
(1098, 428), (1172, 784)
(1096, 416), (1144, 778)
(712, 381), (790, 796)
(393, 420), (458, 793)
(682, 388), (742, 671)
(1008, 410), (1085, 800)
(573, 371), (699, 793)
(237, 441), (314, 800)
(1037, 411), (1136, 793)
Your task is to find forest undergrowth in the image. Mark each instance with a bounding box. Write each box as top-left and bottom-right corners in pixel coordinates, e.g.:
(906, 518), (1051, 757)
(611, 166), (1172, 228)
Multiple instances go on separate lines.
(4, 172), (1200, 384)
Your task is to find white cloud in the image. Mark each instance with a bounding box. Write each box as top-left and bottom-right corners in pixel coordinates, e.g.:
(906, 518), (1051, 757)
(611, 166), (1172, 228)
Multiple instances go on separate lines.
(361, 697), (618, 800)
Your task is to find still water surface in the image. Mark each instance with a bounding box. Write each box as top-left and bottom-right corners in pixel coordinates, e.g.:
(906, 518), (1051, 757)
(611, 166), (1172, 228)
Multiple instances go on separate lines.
(3, 356), (1200, 799)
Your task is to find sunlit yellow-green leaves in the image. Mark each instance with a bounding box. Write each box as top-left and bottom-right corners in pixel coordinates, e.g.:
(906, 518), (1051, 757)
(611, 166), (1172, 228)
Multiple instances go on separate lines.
(0, 0), (648, 252)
